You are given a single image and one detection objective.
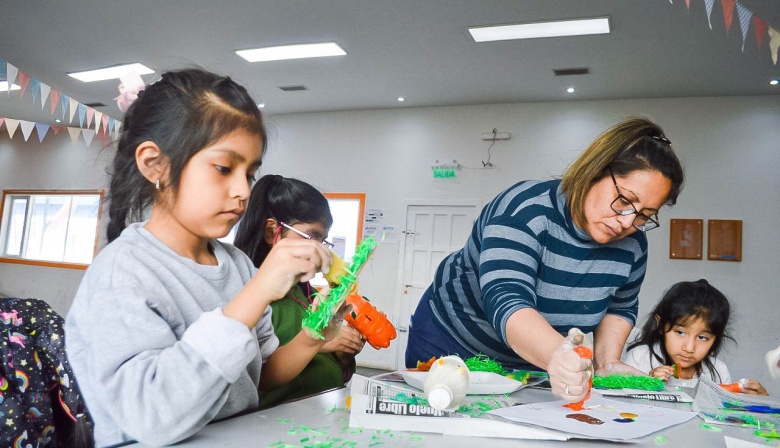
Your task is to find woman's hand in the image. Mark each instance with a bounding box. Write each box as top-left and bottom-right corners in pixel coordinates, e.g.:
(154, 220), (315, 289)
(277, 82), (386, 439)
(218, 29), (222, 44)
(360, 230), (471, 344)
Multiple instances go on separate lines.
(741, 378), (768, 395)
(321, 325), (366, 355)
(548, 329), (592, 403)
(250, 239), (332, 304)
(594, 361), (647, 377)
(649, 365), (674, 381)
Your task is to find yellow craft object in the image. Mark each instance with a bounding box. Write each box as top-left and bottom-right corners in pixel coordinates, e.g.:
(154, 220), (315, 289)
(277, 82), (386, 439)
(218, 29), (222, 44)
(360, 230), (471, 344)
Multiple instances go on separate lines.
(323, 251), (350, 287)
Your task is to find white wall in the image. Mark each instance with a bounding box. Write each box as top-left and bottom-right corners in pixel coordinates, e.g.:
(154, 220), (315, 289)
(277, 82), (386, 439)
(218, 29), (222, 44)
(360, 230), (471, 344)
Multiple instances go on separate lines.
(2, 95), (778, 392)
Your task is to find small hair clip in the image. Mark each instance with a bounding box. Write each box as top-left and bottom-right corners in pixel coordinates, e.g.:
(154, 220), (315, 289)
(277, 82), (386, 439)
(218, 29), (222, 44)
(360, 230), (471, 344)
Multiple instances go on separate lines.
(649, 134), (671, 145)
(115, 73), (146, 112)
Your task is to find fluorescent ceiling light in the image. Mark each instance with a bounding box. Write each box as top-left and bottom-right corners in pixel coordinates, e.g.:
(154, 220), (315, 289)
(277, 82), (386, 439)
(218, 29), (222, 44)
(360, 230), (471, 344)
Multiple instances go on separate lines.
(469, 17), (610, 42)
(236, 43), (346, 62)
(0, 81), (21, 91)
(68, 63), (154, 83)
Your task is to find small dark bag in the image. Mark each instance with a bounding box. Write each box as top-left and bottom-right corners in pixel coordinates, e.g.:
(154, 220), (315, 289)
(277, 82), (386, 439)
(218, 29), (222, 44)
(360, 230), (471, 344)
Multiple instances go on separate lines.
(0, 298), (94, 448)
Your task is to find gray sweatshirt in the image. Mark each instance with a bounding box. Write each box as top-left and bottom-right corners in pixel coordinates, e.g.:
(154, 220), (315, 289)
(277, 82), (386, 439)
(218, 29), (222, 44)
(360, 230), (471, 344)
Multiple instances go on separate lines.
(66, 223), (279, 447)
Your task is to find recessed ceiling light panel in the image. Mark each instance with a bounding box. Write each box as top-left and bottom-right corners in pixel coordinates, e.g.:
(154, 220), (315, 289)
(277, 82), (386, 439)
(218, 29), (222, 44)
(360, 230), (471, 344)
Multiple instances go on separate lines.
(469, 17), (610, 42)
(68, 63), (154, 83)
(236, 43), (347, 62)
(770, 79), (779, 86)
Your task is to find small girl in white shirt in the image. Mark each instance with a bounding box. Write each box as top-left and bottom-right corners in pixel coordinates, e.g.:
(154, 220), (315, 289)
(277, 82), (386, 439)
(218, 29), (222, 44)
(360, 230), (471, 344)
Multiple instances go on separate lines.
(622, 279), (767, 394)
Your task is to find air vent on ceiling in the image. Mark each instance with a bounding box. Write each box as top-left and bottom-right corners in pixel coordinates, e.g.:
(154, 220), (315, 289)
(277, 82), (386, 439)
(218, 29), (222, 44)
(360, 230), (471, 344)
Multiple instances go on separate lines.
(84, 102), (106, 107)
(277, 85), (308, 91)
(553, 67), (590, 76)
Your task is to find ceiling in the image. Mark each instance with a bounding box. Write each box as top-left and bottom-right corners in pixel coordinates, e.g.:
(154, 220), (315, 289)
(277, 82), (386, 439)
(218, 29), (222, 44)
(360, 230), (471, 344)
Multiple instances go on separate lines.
(2, 0), (779, 126)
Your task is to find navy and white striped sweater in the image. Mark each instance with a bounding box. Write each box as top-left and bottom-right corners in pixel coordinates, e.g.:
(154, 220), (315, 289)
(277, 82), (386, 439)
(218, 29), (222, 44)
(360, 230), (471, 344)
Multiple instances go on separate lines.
(427, 179), (647, 367)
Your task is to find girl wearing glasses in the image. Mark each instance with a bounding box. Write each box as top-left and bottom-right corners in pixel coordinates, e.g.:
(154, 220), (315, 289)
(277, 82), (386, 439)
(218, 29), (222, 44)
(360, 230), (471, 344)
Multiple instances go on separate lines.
(234, 174), (366, 408)
(405, 117), (684, 405)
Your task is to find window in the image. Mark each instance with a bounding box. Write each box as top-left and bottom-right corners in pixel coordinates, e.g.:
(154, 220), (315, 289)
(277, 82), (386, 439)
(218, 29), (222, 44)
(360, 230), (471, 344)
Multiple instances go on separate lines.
(310, 192), (366, 288)
(0, 190), (104, 269)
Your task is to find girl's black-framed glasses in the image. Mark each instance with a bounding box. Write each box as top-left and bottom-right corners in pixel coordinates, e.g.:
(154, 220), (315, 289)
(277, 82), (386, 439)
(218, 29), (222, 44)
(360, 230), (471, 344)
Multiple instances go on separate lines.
(279, 221), (335, 249)
(608, 169), (660, 232)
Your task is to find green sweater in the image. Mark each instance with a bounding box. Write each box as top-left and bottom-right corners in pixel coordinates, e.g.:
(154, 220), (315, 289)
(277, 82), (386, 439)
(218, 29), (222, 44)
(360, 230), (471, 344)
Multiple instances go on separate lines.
(258, 284), (355, 408)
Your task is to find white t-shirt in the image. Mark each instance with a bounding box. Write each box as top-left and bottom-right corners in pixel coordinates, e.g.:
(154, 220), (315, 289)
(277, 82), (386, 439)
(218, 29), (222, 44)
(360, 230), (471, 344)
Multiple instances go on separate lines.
(622, 342), (731, 388)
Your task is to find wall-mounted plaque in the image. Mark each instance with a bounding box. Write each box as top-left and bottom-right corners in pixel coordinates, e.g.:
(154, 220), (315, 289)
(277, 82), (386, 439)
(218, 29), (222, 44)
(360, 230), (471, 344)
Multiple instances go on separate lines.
(669, 219), (703, 260)
(707, 220), (742, 262)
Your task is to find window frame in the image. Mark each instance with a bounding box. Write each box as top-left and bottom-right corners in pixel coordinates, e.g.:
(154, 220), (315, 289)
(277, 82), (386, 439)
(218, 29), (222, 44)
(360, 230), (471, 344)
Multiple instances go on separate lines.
(0, 189), (105, 270)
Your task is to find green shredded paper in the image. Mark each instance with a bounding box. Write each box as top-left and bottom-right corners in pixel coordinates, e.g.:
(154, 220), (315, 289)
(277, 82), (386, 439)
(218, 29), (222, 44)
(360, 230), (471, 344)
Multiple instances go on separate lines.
(464, 354), (508, 376)
(302, 237), (377, 338)
(592, 374), (665, 391)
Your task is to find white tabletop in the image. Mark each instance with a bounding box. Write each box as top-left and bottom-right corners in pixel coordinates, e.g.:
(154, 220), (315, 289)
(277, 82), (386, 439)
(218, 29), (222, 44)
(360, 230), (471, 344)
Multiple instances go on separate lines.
(124, 386), (768, 447)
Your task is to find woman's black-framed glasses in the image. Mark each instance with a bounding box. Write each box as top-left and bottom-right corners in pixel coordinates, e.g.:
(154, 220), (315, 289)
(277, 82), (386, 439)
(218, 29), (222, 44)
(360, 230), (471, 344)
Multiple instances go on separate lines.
(279, 221), (335, 249)
(608, 169), (660, 232)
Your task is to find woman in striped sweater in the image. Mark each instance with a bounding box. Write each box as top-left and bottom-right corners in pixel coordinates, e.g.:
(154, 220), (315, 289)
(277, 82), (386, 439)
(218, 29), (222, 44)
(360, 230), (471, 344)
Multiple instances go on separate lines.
(405, 117), (684, 404)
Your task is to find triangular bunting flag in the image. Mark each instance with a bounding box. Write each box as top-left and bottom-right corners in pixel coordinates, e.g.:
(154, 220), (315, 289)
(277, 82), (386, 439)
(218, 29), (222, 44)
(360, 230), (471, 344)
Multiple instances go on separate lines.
(94, 111), (103, 131)
(51, 124), (65, 135)
(0, 118), (4, 128)
(17, 71), (30, 97)
(736, 2), (753, 51)
(686, 0), (691, 11)
(39, 82), (51, 109)
(6, 64), (18, 93)
(82, 128), (96, 147)
(705, 0), (715, 30)
(77, 103), (87, 128)
(721, 0), (735, 34)
(67, 127), (81, 144)
(97, 129), (110, 147)
(50, 89), (61, 114)
(769, 26), (780, 65)
(5, 119), (20, 139)
(30, 79), (40, 103)
(69, 98), (78, 123)
(20, 120), (36, 141)
(108, 117), (116, 134)
(35, 123), (50, 143)
(114, 122), (122, 140)
(754, 16), (767, 49)
(101, 114), (109, 133)
(0, 60), (5, 80)
(86, 107), (95, 129)
(60, 94), (69, 121)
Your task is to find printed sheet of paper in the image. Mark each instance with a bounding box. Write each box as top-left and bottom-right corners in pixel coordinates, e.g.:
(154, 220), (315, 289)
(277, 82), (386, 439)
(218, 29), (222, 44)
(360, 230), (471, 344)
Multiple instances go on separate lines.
(488, 395), (697, 440)
(348, 374), (569, 441)
(597, 387), (694, 403)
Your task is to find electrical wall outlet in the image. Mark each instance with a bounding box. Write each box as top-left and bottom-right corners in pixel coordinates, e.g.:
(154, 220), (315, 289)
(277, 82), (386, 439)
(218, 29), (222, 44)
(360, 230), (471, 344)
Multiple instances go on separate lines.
(481, 132), (510, 141)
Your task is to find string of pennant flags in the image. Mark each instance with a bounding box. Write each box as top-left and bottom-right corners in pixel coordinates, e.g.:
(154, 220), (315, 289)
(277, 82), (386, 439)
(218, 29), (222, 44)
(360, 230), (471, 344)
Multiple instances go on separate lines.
(0, 60), (121, 147)
(668, 0), (780, 64)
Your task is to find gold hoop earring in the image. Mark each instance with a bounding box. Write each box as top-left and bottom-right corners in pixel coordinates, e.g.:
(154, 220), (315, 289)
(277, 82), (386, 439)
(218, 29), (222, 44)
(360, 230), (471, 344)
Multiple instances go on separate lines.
(155, 179), (161, 190)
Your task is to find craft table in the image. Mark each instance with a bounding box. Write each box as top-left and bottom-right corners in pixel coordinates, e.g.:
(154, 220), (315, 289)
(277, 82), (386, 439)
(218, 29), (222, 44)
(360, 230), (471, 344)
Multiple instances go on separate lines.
(124, 386), (768, 447)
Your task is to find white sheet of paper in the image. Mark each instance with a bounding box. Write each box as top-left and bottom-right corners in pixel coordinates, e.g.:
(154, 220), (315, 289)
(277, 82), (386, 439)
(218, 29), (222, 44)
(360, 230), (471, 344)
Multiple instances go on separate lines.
(488, 395), (697, 440)
(724, 436), (771, 448)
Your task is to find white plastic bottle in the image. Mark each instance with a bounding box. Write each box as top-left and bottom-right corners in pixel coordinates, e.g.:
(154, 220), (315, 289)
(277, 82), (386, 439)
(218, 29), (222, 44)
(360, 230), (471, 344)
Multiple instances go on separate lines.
(423, 355), (470, 412)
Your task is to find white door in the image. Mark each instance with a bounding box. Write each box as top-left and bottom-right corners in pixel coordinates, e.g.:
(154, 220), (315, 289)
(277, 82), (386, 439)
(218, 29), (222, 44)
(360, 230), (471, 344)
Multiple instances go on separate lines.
(393, 203), (478, 370)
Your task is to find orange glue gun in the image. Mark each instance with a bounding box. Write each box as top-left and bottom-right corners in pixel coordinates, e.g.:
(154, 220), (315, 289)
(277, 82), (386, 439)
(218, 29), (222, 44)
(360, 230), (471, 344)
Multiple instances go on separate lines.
(563, 346), (593, 411)
(344, 293), (397, 350)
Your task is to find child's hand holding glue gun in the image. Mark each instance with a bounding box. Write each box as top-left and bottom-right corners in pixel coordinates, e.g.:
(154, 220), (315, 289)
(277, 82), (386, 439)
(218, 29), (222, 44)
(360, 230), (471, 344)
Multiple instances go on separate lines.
(548, 328), (592, 405)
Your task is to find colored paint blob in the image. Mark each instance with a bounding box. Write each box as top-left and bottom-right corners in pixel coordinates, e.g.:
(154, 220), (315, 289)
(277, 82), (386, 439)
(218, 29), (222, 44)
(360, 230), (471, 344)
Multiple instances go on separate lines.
(613, 418), (634, 423)
(566, 413), (604, 425)
(620, 412), (638, 419)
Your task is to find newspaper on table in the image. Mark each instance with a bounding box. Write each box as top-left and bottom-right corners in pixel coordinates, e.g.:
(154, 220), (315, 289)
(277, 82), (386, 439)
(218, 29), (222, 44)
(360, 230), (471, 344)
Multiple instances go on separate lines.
(597, 386), (694, 403)
(347, 374), (571, 441)
(693, 377), (780, 428)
